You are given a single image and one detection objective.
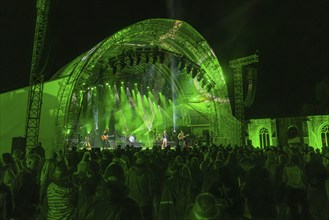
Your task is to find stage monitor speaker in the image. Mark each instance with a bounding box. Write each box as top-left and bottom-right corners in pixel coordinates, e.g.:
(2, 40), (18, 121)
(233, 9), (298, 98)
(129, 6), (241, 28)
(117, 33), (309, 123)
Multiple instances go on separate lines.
(11, 137), (27, 155)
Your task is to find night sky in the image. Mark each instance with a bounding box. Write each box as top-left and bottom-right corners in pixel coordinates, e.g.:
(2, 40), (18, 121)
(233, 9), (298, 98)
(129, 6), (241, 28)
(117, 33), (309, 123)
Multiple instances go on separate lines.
(0, 0), (328, 119)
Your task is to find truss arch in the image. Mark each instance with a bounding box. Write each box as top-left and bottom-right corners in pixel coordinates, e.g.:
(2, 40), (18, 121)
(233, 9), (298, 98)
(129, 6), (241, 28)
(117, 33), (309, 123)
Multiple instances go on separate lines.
(53, 18), (231, 147)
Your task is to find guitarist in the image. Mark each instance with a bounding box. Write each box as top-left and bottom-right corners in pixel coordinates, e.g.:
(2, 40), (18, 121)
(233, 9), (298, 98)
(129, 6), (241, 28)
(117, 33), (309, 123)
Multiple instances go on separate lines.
(177, 130), (189, 150)
(101, 128), (110, 150)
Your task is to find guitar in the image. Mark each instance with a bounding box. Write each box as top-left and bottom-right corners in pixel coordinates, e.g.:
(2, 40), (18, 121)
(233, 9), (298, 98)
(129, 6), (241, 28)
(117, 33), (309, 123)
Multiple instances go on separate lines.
(178, 134), (189, 140)
(101, 135), (109, 141)
(101, 134), (115, 141)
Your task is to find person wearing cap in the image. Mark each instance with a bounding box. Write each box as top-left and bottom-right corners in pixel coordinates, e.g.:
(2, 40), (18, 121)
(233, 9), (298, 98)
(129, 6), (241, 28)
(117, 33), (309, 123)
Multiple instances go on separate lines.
(184, 192), (231, 220)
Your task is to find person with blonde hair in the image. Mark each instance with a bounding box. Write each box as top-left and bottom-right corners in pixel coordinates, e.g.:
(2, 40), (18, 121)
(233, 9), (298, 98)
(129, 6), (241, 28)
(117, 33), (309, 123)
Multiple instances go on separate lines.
(162, 130), (168, 149)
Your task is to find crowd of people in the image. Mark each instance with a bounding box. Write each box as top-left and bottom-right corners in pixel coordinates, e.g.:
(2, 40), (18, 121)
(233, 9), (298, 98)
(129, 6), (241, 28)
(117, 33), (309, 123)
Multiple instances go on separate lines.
(1, 142), (329, 220)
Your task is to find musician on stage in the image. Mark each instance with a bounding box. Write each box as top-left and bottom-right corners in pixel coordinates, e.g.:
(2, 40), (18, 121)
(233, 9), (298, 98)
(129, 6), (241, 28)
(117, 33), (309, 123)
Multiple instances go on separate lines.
(178, 130), (188, 150)
(162, 130), (168, 149)
(85, 135), (92, 150)
(101, 128), (110, 150)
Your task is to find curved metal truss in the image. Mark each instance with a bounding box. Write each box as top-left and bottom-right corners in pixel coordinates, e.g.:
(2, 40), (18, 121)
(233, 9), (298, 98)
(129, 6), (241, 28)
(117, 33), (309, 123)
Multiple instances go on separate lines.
(54, 18), (231, 149)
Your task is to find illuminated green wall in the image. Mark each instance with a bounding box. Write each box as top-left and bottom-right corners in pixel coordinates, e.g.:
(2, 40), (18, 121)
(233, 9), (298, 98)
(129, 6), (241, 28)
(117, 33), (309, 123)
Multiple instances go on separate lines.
(248, 118), (276, 147)
(307, 115), (329, 148)
(0, 78), (66, 157)
(0, 89), (27, 154)
(248, 115), (329, 149)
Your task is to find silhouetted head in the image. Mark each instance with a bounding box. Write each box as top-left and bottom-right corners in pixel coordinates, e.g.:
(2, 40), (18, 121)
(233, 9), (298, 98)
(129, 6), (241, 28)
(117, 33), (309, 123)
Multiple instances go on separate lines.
(191, 193), (221, 220)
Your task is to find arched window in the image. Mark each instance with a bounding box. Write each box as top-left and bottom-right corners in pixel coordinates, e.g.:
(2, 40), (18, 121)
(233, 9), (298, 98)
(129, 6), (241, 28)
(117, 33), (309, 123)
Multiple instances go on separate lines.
(287, 126), (300, 144)
(259, 127), (270, 148)
(287, 126), (299, 139)
(320, 124), (329, 147)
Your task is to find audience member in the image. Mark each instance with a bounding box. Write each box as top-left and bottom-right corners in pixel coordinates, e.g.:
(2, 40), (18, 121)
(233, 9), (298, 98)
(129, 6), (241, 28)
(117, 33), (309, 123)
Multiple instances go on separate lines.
(1, 140), (328, 220)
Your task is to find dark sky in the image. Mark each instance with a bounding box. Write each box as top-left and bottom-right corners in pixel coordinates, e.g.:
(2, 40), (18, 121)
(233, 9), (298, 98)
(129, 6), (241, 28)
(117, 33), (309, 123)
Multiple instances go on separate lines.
(0, 0), (328, 119)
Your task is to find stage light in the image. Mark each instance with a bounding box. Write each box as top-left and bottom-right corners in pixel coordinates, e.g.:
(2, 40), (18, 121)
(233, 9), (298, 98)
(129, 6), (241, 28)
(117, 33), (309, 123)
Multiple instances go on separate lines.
(186, 64), (192, 74)
(136, 49), (142, 65)
(197, 73), (203, 81)
(152, 54), (158, 64)
(173, 56), (179, 68)
(159, 51), (165, 64)
(191, 68), (198, 78)
(206, 84), (213, 92)
(128, 50), (134, 66)
(120, 56), (126, 70)
(179, 56), (186, 71)
(168, 56), (179, 69)
(200, 78), (206, 87)
(145, 53), (150, 63)
(152, 46), (159, 64)
(110, 64), (117, 74)
(109, 57), (117, 74)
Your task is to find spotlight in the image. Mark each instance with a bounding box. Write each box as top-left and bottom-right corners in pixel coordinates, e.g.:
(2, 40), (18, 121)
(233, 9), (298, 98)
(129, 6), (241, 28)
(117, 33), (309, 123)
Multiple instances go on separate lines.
(136, 49), (142, 65)
(152, 46), (159, 64)
(200, 78), (207, 87)
(112, 65), (117, 74)
(206, 84), (213, 92)
(109, 61), (117, 74)
(186, 64), (192, 74)
(152, 53), (158, 64)
(168, 56), (179, 69)
(128, 50), (134, 66)
(179, 56), (186, 71)
(159, 51), (165, 64)
(145, 52), (150, 63)
(191, 67), (198, 78)
(120, 56), (126, 70)
(144, 48), (152, 64)
(197, 73), (203, 81)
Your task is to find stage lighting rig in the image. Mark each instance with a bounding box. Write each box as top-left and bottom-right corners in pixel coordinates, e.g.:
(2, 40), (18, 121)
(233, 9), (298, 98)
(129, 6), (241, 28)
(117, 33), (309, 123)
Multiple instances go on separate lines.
(179, 56), (186, 71)
(128, 50), (134, 66)
(191, 67), (198, 78)
(108, 57), (117, 74)
(119, 55), (127, 70)
(168, 55), (179, 69)
(159, 50), (165, 64)
(152, 46), (159, 64)
(206, 83), (213, 93)
(186, 63), (192, 74)
(196, 73), (203, 81)
(136, 49), (142, 65)
(145, 49), (150, 63)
